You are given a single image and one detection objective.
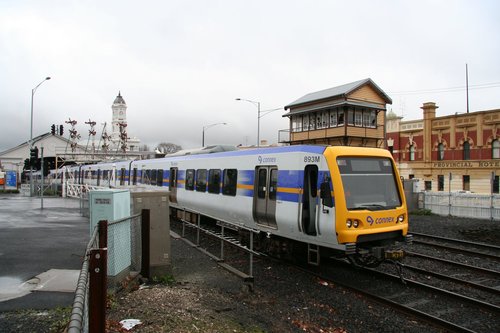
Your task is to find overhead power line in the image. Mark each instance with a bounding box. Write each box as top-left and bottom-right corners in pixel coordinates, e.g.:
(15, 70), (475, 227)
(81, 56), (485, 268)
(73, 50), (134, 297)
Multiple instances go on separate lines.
(388, 82), (500, 96)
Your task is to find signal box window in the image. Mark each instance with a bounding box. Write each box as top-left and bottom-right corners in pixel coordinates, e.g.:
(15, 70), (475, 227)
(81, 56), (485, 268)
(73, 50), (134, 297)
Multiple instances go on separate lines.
(185, 169), (195, 191)
(196, 169), (207, 192)
(208, 169), (221, 194)
(222, 169), (238, 196)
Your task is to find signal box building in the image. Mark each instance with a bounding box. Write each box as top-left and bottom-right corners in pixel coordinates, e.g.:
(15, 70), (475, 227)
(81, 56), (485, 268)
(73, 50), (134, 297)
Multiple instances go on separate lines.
(386, 102), (500, 194)
(281, 78), (392, 148)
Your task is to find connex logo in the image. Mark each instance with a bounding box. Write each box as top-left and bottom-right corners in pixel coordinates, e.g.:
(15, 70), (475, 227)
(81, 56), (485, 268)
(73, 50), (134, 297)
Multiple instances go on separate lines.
(367, 216), (374, 225)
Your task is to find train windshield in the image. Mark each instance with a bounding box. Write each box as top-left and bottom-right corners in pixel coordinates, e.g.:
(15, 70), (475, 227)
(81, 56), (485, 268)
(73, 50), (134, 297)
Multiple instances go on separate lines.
(337, 157), (402, 211)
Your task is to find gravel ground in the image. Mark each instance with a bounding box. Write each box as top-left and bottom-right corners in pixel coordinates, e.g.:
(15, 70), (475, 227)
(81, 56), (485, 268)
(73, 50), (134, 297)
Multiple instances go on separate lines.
(2, 213), (499, 333)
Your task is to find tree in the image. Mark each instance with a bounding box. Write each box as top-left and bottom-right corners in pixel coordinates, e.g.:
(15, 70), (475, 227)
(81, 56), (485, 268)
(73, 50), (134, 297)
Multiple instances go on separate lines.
(156, 142), (182, 155)
(139, 144), (150, 152)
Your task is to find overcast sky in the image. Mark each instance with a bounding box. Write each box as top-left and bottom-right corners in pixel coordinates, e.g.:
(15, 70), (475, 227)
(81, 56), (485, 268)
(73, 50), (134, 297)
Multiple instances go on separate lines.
(1, 0), (499, 152)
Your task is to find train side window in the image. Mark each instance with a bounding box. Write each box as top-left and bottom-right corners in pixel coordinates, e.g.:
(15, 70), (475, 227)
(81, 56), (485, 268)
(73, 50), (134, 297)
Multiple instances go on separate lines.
(169, 167), (178, 190)
(208, 169), (221, 194)
(157, 169), (164, 187)
(132, 168), (137, 185)
(185, 169), (195, 191)
(269, 169), (278, 200)
(257, 169), (267, 199)
(151, 169), (157, 186)
(120, 167), (126, 186)
(196, 169), (207, 192)
(222, 169), (237, 196)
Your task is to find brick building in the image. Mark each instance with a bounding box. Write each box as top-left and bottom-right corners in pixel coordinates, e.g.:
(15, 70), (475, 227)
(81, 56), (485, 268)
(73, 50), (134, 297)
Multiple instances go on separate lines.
(386, 102), (500, 193)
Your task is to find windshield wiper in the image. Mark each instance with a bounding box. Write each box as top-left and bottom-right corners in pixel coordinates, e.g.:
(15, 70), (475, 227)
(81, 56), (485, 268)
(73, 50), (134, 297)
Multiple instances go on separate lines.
(348, 204), (388, 211)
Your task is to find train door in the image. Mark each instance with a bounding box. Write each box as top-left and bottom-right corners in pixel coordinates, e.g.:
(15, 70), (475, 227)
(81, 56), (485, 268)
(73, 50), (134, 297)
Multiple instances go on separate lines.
(169, 167), (178, 203)
(302, 165), (318, 236)
(253, 166), (277, 228)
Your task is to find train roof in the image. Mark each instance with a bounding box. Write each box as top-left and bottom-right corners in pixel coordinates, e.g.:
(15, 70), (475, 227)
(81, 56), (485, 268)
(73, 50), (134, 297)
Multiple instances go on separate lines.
(138, 145), (328, 164)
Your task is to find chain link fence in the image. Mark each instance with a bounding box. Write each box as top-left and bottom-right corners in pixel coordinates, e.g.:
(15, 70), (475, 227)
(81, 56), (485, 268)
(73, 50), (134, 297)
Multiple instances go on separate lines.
(68, 211), (146, 333)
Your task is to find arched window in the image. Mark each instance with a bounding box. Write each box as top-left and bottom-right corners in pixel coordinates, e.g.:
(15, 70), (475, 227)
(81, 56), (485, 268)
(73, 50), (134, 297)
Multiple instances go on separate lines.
(438, 143), (444, 161)
(409, 145), (415, 161)
(463, 141), (470, 160)
(493, 139), (500, 159)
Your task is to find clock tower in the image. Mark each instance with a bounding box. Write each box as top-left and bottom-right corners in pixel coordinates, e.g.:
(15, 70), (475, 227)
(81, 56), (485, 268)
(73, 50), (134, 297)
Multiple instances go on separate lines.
(111, 91), (127, 140)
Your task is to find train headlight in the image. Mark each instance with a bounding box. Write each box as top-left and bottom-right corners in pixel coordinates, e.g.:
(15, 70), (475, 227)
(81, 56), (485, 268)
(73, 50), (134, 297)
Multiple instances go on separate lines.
(346, 220), (353, 228)
(397, 214), (405, 223)
(353, 220), (359, 228)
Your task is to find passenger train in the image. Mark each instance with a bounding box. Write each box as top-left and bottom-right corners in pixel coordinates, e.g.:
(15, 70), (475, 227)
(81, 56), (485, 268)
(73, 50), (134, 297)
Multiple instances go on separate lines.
(59, 145), (411, 266)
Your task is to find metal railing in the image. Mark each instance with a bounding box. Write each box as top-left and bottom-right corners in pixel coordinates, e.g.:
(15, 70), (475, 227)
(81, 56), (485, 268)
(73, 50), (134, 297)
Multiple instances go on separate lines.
(67, 210), (148, 333)
(420, 192), (500, 221)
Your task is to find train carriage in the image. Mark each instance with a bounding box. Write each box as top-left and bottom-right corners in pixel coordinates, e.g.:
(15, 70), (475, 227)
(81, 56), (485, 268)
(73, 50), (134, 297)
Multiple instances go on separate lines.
(63, 145), (410, 265)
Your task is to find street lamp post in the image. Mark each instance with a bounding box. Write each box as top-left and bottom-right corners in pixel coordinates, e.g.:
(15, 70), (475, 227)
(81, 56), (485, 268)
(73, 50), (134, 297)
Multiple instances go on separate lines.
(29, 76), (51, 197)
(236, 98), (281, 147)
(202, 122), (227, 147)
(236, 98), (260, 146)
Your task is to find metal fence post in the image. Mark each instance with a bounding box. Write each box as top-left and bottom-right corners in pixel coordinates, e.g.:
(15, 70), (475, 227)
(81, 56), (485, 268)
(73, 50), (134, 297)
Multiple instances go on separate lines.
(141, 209), (150, 279)
(89, 248), (107, 333)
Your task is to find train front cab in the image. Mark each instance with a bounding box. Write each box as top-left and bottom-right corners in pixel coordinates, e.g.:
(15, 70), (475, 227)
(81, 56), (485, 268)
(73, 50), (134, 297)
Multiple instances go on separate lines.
(324, 147), (411, 265)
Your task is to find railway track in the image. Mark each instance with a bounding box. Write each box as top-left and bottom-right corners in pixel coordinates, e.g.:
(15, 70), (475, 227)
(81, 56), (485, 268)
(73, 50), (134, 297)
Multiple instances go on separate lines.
(320, 258), (500, 333)
(171, 218), (500, 331)
(411, 232), (500, 261)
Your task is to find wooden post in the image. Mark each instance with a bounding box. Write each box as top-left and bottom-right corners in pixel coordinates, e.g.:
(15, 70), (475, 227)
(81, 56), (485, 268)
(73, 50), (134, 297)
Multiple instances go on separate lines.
(141, 209), (150, 279)
(89, 248), (107, 333)
(98, 220), (108, 248)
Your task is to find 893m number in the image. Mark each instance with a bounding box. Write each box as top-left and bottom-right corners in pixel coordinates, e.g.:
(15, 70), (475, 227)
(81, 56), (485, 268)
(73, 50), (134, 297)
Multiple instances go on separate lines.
(304, 156), (320, 163)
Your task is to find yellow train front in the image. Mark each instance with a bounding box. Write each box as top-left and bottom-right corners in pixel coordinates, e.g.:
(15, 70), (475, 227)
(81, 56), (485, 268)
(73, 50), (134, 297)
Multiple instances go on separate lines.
(323, 146), (411, 267)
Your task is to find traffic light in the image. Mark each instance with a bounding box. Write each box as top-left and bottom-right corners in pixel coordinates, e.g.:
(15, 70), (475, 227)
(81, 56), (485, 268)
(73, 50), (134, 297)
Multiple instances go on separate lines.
(23, 158), (30, 170)
(30, 147), (38, 168)
(59, 125), (64, 136)
(51, 124), (56, 135)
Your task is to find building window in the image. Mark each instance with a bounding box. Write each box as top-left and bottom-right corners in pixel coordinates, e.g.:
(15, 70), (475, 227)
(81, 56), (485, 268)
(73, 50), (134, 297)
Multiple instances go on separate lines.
(425, 181), (432, 191)
(292, 115), (303, 132)
(463, 141), (470, 160)
(493, 176), (499, 194)
(493, 139), (500, 159)
(309, 113), (316, 130)
(303, 114), (309, 131)
(463, 175), (470, 191)
(409, 145), (415, 161)
(354, 110), (363, 127)
(438, 175), (444, 191)
(438, 143), (444, 161)
(338, 110), (345, 126)
(347, 109), (355, 126)
(329, 109), (337, 127)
